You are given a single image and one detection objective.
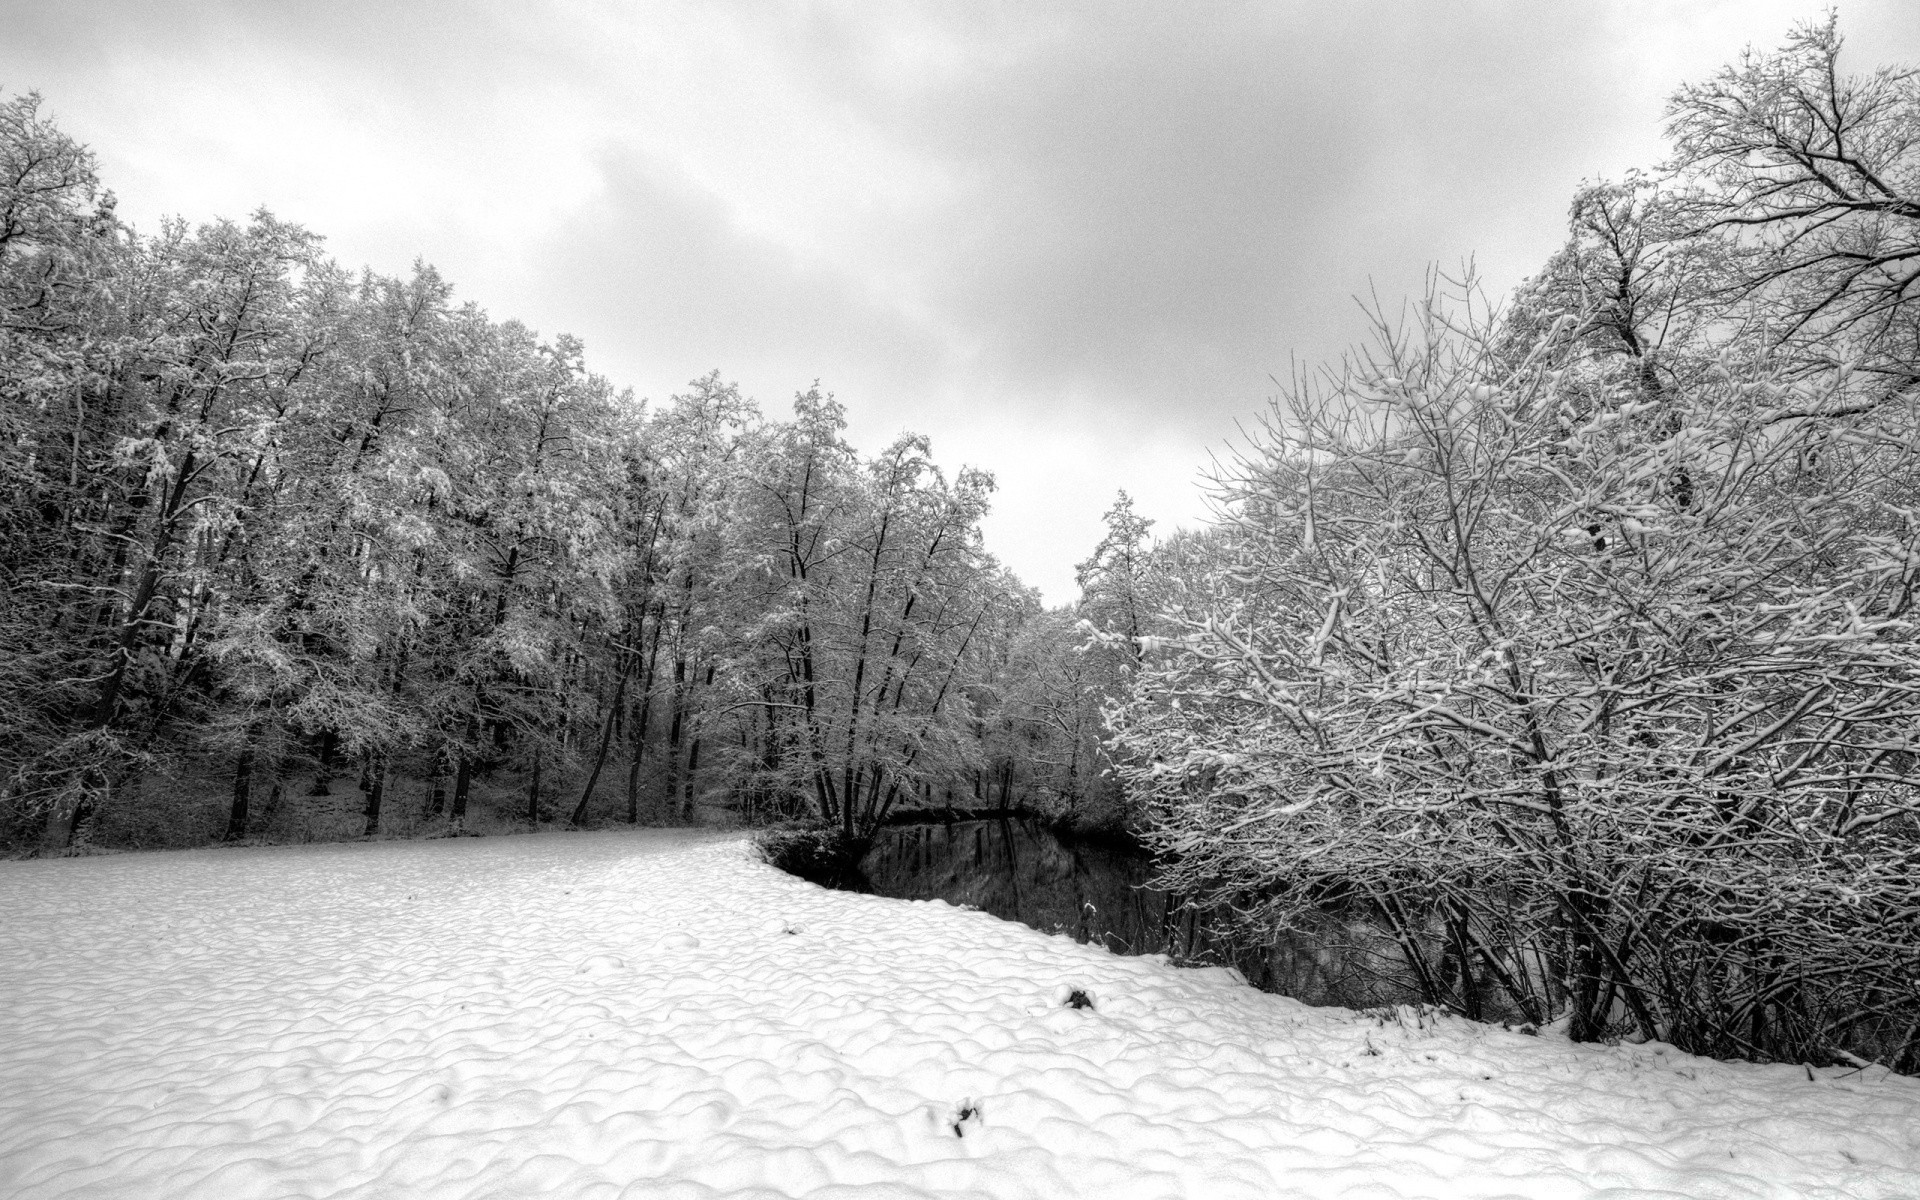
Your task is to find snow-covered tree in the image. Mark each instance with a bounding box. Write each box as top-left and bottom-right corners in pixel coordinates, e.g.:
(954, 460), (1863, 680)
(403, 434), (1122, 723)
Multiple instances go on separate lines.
(1115, 271), (1920, 1063)
(1667, 15), (1920, 388)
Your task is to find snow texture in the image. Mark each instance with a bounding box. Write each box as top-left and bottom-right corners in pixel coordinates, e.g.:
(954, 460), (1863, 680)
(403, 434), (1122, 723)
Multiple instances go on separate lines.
(2, 831), (1917, 1199)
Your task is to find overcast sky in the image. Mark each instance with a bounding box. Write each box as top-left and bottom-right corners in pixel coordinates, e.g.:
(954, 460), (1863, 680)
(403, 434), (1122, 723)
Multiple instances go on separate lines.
(7, 2), (1919, 602)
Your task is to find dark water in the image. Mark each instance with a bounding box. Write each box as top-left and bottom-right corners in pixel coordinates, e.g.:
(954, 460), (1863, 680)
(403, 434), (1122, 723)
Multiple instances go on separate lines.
(860, 817), (1426, 1009)
(861, 818), (1193, 957)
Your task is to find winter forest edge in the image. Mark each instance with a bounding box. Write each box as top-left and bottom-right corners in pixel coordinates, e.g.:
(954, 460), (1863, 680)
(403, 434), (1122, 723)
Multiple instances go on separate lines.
(4, 17), (1918, 1074)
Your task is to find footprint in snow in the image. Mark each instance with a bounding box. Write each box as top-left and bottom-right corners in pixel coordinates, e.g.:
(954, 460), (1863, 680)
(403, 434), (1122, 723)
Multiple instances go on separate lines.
(574, 954), (627, 976)
(760, 918), (806, 936)
(654, 932), (700, 951)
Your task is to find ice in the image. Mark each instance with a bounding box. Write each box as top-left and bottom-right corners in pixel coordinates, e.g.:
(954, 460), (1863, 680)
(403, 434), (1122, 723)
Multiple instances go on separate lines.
(2, 830), (1916, 1199)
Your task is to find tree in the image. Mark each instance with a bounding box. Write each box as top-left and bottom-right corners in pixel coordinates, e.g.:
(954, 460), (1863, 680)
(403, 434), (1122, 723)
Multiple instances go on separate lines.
(987, 606), (1113, 825)
(1668, 15), (1920, 386)
(0, 91), (124, 842)
(0, 91), (1049, 859)
(1075, 491), (1156, 656)
(1115, 273), (1920, 1065)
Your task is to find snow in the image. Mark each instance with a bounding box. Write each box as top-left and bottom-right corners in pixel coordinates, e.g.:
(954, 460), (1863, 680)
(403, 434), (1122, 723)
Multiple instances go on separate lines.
(2, 832), (1917, 1200)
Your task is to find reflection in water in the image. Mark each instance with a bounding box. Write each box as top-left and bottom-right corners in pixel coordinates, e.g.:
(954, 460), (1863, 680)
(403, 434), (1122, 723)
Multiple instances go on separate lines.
(861, 818), (1428, 1011)
(863, 818), (1186, 956)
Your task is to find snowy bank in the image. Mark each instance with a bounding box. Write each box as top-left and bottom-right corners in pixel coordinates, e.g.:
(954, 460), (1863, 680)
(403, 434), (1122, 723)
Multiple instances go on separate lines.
(2, 831), (1916, 1199)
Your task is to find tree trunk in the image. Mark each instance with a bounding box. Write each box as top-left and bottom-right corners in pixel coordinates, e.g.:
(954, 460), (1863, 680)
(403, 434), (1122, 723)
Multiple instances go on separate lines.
(309, 730), (337, 795)
(664, 653), (687, 803)
(40, 792), (83, 855)
(263, 780), (284, 830)
(526, 751), (542, 826)
(1562, 886), (1612, 1043)
(680, 735), (701, 821)
(450, 751), (472, 827)
(362, 754), (385, 836)
(626, 613), (663, 825)
(1064, 744), (1081, 820)
(225, 743), (254, 842)
(571, 672), (628, 827)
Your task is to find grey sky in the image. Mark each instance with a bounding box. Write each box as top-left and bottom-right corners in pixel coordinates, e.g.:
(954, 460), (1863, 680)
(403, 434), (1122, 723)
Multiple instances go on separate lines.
(7, 1), (1918, 601)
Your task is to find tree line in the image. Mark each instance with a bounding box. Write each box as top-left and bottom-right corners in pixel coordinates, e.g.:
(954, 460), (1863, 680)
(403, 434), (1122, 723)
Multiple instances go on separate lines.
(0, 93), (1135, 853)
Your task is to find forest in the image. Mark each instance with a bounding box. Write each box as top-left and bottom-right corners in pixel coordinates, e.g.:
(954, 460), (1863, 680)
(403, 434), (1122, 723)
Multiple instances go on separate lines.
(0, 89), (1147, 854)
(3, 18), (1916, 1071)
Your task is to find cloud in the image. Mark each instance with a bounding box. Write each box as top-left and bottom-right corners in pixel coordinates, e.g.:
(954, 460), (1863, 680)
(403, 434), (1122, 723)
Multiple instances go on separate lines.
(7, 0), (1920, 600)
(514, 145), (954, 409)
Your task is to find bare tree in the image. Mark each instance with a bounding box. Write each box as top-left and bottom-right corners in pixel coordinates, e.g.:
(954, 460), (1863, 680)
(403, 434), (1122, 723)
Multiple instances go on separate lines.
(1668, 15), (1920, 383)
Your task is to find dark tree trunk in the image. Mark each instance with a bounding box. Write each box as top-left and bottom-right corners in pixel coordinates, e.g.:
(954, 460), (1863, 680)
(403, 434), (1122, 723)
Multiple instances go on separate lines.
(1563, 887), (1611, 1043)
(526, 751), (542, 825)
(226, 743), (254, 842)
(681, 735), (701, 820)
(41, 788), (84, 855)
(677, 662), (714, 819)
(571, 672), (628, 827)
(362, 755), (385, 836)
(626, 616), (663, 824)
(309, 730), (338, 795)
(664, 654), (687, 803)
(451, 752), (472, 826)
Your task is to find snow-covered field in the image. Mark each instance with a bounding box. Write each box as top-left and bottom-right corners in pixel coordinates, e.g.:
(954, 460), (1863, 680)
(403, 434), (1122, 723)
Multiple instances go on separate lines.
(2, 832), (1916, 1200)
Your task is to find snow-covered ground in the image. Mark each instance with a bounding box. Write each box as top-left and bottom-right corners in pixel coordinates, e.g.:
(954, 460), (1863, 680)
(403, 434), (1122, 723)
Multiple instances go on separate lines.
(2, 832), (1916, 1200)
